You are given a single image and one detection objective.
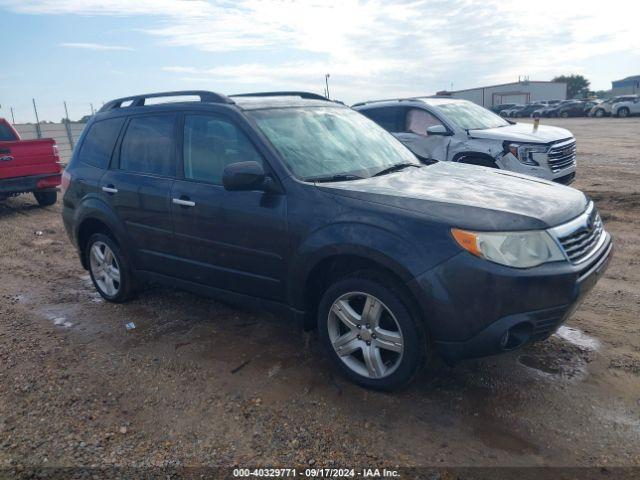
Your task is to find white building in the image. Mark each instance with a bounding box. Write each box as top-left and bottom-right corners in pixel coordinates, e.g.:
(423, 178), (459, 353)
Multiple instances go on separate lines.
(437, 80), (567, 108)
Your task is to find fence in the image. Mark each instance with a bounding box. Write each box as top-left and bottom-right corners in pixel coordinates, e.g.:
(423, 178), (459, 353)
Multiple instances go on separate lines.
(12, 122), (86, 164)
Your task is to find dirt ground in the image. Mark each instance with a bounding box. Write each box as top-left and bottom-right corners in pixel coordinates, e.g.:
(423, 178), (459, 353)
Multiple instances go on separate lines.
(1, 117), (639, 473)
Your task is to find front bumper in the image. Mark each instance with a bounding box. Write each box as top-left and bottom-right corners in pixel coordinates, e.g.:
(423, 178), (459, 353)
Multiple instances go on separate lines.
(0, 173), (61, 197)
(408, 233), (612, 363)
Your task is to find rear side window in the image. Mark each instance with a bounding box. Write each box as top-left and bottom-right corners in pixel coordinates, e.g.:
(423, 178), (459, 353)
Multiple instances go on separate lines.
(405, 109), (443, 135)
(77, 117), (124, 168)
(119, 114), (176, 176)
(360, 107), (402, 132)
(0, 123), (17, 141)
(183, 115), (262, 185)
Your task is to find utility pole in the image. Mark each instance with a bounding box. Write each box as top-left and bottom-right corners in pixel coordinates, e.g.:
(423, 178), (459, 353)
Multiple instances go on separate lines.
(325, 74), (331, 99)
(90, 103), (95, 115)
(10, 107), (15, 124)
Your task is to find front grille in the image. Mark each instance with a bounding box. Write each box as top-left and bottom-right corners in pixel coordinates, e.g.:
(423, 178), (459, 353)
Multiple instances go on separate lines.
(557, 208), (604, 263)
(547, 140), (576, 173)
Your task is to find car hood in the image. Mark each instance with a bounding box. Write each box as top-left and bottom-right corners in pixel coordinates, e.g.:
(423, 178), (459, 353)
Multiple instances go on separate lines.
(468, 123), (572, 143)
(318, 162), (588, 231)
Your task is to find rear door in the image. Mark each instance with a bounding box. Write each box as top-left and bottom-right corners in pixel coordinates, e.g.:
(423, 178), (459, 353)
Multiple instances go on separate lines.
(170, 112), (288, 300)
(99, 113), (178, 274)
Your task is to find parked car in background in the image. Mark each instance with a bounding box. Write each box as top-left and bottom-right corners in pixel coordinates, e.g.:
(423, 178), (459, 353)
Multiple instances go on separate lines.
(611, 96), (640, 117)
(500, 105), (525, 117)
(542, 100), (593, 118)
(490, 103), (517, 114)
(62, 90), (611, 390)
(590, 96), (638, 117)
(513, 103), (547, 118)
(0, 118), (61, 206)
(353, 97), (577, 184)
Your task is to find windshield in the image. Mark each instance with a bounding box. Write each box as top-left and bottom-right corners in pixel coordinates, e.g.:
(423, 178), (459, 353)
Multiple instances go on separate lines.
(433, 101), (509, 130)
(249, 107), (419, 181)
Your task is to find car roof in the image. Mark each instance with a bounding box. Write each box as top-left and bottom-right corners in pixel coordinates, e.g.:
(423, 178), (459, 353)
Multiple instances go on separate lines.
(352, 96), (475, 109)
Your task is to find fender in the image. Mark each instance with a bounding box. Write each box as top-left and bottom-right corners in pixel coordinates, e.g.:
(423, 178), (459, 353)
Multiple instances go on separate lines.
(287, 222), (422, 310)
(72, 195), (132, 267)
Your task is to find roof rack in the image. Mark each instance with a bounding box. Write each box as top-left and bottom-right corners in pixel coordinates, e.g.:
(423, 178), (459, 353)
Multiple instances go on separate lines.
(99, 90), (234, 112)
(230, 91), (330, 101)
(351, 97), (422, 108)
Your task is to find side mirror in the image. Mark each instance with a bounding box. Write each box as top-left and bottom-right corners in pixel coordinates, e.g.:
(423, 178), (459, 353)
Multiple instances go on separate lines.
(426, 124), (449, 136)
(223, 161), (267, 191)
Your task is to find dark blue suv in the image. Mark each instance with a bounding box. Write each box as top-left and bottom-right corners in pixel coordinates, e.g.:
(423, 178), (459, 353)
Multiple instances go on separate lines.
(62, 91), (612, 390)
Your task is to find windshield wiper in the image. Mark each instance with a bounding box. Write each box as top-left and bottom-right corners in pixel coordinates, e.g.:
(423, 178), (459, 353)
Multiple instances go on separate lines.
(305, 173), (364, 183)
(373, 163), (420, 177)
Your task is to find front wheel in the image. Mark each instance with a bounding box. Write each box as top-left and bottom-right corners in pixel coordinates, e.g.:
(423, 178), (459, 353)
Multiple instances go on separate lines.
(617, 108), (630, 118)
(318, 271), (428, 390)
(594, 109), (605, 118)
(560, 111), (569, 118)
(34, 191), (57, 206)
(86, 233), (135, 303)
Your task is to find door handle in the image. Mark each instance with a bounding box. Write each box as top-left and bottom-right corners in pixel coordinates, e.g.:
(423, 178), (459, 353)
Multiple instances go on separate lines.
(102, 185), (118, 194)
(0, 155), (14, 162)
(172, 197), (196, 207)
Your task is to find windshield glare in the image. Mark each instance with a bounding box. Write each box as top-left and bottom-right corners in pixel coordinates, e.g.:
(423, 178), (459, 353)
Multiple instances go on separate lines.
(249, 107), (419, 181)
(433, 101), (509, 130)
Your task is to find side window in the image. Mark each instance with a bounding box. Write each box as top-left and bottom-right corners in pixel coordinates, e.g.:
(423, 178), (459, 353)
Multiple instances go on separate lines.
(405, 109), (443, 135)
(360, 107), (401, 132)
(119, 114), (176, 176)
(183, 115), (263, 185)
(77, 117), (124, 168)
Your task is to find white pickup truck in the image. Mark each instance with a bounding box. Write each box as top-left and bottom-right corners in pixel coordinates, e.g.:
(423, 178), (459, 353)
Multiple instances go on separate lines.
(353, 97), (577, 184)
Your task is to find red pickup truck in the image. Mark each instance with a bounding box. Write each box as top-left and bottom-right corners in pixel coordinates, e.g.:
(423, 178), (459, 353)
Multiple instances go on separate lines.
(0, 118), (61, 206)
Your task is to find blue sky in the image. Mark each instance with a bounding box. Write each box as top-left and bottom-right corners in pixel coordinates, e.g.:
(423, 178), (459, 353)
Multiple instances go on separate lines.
(1, 0), (638, 122)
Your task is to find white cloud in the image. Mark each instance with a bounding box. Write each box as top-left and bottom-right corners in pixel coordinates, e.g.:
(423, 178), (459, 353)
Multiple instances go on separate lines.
(3, 0), (640, 100)
(60, 42), (133, 51)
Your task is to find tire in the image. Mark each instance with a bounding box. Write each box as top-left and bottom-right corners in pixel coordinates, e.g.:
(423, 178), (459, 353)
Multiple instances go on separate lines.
(594, 109), (605, 118)
(560, 111), (569, 118)
(85, 233), (135, 303)
(617, 107), (630, 118)
(317, 270), (428, 391)
(33, 191), (57, 207)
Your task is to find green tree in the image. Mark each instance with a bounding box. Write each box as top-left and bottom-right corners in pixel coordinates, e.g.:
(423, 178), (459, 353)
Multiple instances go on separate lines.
(552, 74), (591, 98)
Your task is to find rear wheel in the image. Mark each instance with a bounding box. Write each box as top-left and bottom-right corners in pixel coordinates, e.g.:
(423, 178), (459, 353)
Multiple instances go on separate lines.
(594, 109), (605, 118)
(86, 233), (135, 303)
(318, 270), (428, 390)
(34, 191), (57, 207)
(617, 107), (630, 118)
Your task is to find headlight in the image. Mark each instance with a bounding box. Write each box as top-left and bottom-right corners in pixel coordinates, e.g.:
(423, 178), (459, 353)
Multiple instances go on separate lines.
(451, 228), (565, 268)
(505, 143), (547, 166)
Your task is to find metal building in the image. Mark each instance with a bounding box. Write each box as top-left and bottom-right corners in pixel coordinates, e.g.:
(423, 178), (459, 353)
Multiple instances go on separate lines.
(611, 75), (640, 95)
(436, 80), (567, 108)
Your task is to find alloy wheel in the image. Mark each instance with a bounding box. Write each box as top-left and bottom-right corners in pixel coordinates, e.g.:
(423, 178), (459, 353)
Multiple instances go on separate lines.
(89, 241), (121, 296)
(327, 292), (404, 379)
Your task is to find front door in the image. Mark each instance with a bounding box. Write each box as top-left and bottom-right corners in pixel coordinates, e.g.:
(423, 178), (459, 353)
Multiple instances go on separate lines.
(170, 113), (288, 301)
(393, 108), (451, 161)
(99, 113), (177, 274)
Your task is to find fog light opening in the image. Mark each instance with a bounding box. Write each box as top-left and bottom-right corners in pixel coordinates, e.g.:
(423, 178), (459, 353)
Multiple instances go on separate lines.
(500, 322), (533, 351)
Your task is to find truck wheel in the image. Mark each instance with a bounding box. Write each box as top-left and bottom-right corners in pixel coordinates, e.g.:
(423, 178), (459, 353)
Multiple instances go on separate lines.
(86, 233), (135, 303)
(33, 191), (57, 207)
(617, 108), (630, 118)
(317, 270), (428, 391)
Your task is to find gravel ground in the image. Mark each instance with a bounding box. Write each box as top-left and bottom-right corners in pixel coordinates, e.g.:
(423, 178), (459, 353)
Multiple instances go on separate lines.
(0, 117), (639, 474)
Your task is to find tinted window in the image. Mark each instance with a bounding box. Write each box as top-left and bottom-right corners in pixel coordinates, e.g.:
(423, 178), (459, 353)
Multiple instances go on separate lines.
(119, 115), (176, 176)
(78, 117), (124, 168)
(406, 109), (443, 135)
(0, 123), (17, 141)
(183, 115), (263, 185)
(360, 107), (401, 132)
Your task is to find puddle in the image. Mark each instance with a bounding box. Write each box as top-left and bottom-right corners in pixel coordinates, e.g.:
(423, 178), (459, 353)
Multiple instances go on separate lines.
(554, 326), (600, 351)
